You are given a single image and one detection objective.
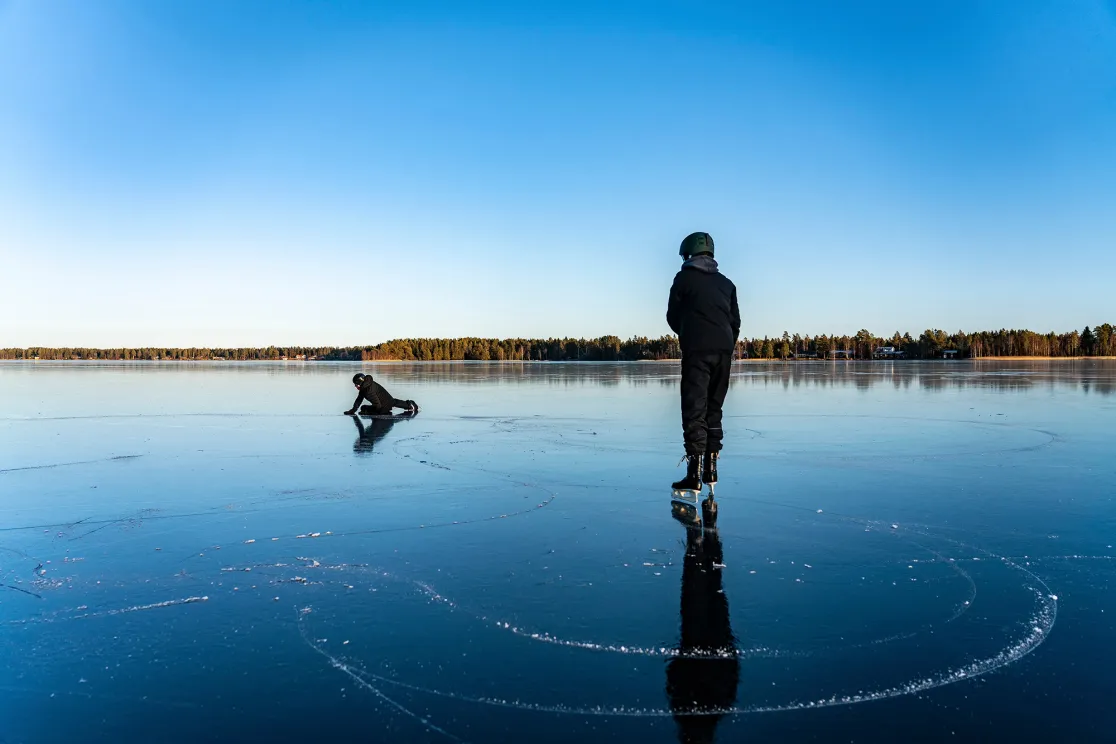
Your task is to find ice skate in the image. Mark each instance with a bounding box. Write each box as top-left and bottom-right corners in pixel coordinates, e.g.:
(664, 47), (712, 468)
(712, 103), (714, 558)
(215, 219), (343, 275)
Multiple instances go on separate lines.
(671, 453), (703, 502)
(702, 451), (719, 494)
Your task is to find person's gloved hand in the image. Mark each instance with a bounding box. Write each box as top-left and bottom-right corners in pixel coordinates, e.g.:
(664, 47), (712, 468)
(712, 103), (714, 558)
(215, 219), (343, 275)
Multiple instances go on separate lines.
(344, 409), (356, 415)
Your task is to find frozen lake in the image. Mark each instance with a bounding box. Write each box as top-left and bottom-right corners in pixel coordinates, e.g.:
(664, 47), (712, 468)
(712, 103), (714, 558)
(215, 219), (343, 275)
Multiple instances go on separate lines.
(2, 360), (1114, 743)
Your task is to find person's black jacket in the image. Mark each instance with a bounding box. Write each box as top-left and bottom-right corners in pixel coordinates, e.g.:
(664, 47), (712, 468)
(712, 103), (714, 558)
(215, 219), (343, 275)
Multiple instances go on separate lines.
(351, 377), (395, 413)
(667, 255), (740, 354)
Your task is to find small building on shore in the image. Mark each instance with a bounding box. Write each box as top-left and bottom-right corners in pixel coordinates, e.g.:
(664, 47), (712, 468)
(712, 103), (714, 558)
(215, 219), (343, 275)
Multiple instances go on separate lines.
(873, 346), (907, 360)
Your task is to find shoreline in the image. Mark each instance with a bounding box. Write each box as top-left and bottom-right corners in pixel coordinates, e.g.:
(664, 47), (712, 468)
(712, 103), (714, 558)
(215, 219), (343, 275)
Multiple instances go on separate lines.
(968, 356), (1116, 361)
(3, 357), (1116, 364)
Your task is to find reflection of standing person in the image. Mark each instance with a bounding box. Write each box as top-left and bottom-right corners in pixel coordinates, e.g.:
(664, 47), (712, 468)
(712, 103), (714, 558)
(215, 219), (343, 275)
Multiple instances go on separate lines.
(350, 413), (408, 455)
(667, 232), (740, 495)
(666, 504), (740, 744)
(344, 373), (419, 416)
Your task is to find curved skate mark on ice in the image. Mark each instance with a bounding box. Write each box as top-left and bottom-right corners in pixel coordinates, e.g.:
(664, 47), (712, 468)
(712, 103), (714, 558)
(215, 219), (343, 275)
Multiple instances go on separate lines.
(0, 454), (143, 474)
(893, 522), (1116, 570)
(1014, 555), (1116, 563)
(771, 524), (982, 652)
(409, 511), (981, 661)
(339, 585), (1051, 717)
(294, 521), (1054, 718)
(6, 596), (209, 625)
(884, 537), (977, 623)
(392, 436), (453, 471)
(412, 581), (791, 660)
(843, 545), (979, 652)
(338, 577), (1056, 718)
(771, 506), (1033, 655)
(410, 504), (987, 660)
(297, 611), (467, 743)
(409, 505), (1040, 668)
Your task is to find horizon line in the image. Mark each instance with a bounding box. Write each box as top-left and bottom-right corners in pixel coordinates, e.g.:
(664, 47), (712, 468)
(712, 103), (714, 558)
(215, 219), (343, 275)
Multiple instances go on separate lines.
(4, 323), (1115, 351)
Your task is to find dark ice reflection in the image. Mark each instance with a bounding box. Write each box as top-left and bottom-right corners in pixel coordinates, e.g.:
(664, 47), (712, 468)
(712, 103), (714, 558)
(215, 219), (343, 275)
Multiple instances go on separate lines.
(349, 413), (410, 455)
(667, 502), (739, 744)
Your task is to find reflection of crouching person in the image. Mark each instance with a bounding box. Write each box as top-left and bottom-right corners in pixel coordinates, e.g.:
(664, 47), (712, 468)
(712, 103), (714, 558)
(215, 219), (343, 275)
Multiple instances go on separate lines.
(351, 414), (402, 455)
(344, 373), (419, 416)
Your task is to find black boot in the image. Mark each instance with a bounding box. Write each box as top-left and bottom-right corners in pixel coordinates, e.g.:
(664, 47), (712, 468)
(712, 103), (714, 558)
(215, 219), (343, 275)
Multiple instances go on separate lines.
(671, 453), (703, 495)
(703, 451), (719, 489)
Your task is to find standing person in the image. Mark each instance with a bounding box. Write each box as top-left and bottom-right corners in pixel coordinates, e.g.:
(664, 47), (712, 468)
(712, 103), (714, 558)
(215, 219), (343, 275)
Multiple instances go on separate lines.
(344, 373), (419, 416)
(667, 232), (740, 495)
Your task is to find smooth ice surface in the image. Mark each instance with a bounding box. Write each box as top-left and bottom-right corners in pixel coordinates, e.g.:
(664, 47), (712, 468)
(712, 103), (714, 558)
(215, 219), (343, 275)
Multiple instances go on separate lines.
(2, 361), (1115, 743)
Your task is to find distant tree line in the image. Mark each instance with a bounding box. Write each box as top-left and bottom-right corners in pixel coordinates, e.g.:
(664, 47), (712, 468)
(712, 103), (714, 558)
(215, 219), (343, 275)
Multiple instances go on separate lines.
(0, 346), (341, 361)
(747, 324), (1116, 360)
(2, 324), (1112, 361)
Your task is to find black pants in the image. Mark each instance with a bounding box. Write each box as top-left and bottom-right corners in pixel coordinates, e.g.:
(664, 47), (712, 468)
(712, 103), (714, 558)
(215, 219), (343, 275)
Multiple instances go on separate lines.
(360, 398), (411, 415)
(680, 352), (731, 456)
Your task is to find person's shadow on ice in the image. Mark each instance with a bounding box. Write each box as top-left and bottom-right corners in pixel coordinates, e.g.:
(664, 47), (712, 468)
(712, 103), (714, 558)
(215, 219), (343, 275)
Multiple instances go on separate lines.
(349, 413), (412, 456)
(666, 502), (740, 744)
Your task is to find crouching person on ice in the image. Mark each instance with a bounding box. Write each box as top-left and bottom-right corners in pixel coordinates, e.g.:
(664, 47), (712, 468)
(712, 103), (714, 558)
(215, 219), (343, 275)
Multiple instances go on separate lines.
(344, 373), (419, 416)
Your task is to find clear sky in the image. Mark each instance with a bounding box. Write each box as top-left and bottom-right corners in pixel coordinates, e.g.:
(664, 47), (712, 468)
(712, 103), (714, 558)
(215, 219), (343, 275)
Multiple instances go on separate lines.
(2, 0), (1114, 347)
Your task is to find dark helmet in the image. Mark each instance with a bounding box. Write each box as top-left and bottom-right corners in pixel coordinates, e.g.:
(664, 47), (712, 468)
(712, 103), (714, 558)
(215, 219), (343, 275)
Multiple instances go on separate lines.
(352, 373), (367, 385)
(679, 232), (714, 259)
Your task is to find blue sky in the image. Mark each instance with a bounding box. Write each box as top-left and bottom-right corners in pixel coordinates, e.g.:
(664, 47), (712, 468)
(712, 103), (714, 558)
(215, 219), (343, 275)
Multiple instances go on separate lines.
(2, 0), (1114, 347)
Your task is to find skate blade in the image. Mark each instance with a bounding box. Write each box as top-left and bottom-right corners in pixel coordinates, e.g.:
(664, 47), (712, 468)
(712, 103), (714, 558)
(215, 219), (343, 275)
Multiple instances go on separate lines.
(671, 489), (700, 505)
